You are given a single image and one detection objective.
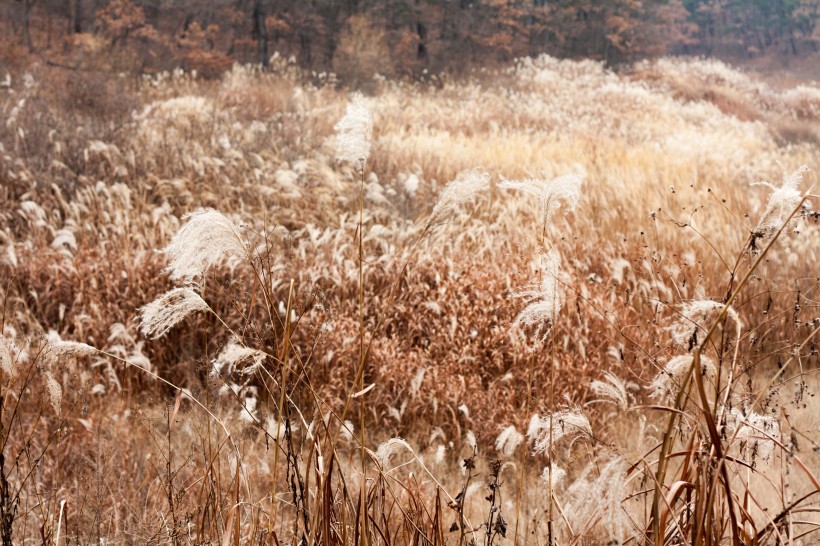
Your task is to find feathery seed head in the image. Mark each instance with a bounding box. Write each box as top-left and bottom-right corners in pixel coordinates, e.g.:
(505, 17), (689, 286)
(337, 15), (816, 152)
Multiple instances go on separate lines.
(752, 165), (809, 238)
(434, 444), (446, 464)
(265, 417), (299, 442)
(499, 172), (583, 226)
(565, 456), (630, 542)
(45, 371), (62, 416)
(540, 463), (566, 489)
(340, 420), (355, 442)
(531, 409), (592, 454)
(239, 395), (258, 423)
(590, 372), (629, 410)
(668, 299), (741, 348)
(510, 249), (565, 349)
(139, 287), (210, 339)
(428, 170), (490, 227)
(374, 437), (415, 469)
(495, 425), (524, 457)
(0, 337), (14, 377)
(649, 354), (716, 401)
(161, 209), (245, 282)
(43, 334), (98, 365)
(466, 430), (477, 452)
(334, 93), (372, 165)
(526, 413), (542, 439)
(728, 408), (780, 464)
(212, 338), (266, 376)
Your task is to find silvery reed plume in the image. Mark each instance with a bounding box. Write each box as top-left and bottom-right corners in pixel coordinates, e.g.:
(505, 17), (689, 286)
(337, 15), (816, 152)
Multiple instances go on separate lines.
(335, 92), (373, 166)
(161, 209), (246, 282)
(139, 287), (210, 339)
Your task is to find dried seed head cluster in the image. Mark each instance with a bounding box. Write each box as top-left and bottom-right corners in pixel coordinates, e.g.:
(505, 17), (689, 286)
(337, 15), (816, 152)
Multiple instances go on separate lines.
(590, 372), (629, 410)
(499, 172), (583, 226)
(43, 334), (98, 365)
(668, 299), (741, 348)
(727, 408), (781, 464)
(373, 437), (415, 469)
(161, 209), (246, 282)
(334, 93), (373, 166)
(510, 249), (565, 348)
(44, 371), (62, 416)
(540, 463), (566, 489)
(649, 354), (716, 401)
(211, 338), (267, 377)
(565, 457), (630, 542)
(753, 164), (809, 237)
(427, 169), (491, 227)
(529, 409), (592, 454)
(0, 337), (14, 377)
(494, 425), (524, 457)
(139, 287), (210, 339)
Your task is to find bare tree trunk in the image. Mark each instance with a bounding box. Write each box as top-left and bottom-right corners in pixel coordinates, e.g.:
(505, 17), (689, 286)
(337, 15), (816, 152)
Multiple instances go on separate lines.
(73, 0), (82, 34)
(253, 0), (268, 66)
(23, 0), (35, 51)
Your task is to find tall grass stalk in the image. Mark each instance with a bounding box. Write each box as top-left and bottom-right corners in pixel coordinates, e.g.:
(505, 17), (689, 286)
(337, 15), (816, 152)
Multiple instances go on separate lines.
(651, 193), (814, 545)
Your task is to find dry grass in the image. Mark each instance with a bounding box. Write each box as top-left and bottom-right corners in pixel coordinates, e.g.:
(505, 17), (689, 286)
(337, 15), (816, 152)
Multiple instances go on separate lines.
(0, 55), (818, 544)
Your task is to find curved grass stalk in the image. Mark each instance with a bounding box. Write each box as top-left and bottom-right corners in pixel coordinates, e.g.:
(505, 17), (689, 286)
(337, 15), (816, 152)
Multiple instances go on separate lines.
(651, 194), (811, 546)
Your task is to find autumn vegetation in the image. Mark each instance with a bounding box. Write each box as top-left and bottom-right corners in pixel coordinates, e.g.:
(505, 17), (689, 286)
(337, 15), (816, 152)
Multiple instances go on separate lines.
(1, 2), (820, 545)
(2, 0), (820, 81)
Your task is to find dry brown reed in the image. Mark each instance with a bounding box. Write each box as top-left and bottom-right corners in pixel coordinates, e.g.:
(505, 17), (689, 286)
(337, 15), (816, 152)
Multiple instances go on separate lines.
(0, 54), (817, 544)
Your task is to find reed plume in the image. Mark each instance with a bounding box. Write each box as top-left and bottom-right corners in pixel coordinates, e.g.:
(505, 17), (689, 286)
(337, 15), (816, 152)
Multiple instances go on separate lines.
(139, 287), (210, 339)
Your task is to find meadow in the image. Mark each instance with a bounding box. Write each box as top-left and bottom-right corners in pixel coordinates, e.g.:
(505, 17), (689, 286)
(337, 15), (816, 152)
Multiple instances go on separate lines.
(0, 54), (819, 544)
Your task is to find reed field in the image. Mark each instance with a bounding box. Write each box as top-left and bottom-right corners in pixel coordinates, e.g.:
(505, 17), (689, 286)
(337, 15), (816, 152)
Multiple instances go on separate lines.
(0, 54), (819, 544)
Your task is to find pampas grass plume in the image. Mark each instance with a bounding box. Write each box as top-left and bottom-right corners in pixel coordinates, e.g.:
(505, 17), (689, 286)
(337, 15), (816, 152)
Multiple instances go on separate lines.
(45, 371), (62, 416)
(374, 437), (415, 469)
(0, 337), (13, 377)
(212, 338), (267, 376)
(531, 409), (592, 454)
(510, 249), (564, 349)
(753, 164), (809, 237)
(669, 299), (741, 347)
(428, 170), (490, 227)
(590, 372), (629, 410)
(649, 354), (716, 401)
(499, 173), (583, 225)
(334, 93), (372, 165)
(495, 425), (524, 457)
(161, 209), (245, 282)
(139, 287), (210, 339)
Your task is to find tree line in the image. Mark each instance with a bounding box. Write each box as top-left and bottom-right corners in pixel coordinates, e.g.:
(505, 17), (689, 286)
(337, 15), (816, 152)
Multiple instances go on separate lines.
(4, 0), (819, 78)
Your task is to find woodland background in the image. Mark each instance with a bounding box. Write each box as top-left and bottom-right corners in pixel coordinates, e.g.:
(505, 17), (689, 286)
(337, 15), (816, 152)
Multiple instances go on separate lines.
(2, 0), (820, 83)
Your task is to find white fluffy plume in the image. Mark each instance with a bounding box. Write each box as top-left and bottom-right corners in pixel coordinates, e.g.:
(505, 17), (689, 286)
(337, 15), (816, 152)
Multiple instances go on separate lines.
(499, 172), (583, 225)
(495, 425), (524, 457)
(668, 299), (741, 348)
(211, 338), (267, 376)
(43, 333), (98, 364)
(45, 371), (62, 416)
(752, 164), (809, 237)
(510, 249), (565, 348)
(373, 437), (415, 470)
(727, 408), (781, 464)
(590, 372), (629, 410)
(139, 287), (210, 339)
(161, 209), (245, 282)
(334, 93), (373, 165)
(540, 463), (566, 489)
(649, 354), (716, 401)
(428, 170), (490, 227)
(0, 337), (12, 377)
(529, 409), (592, 454)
